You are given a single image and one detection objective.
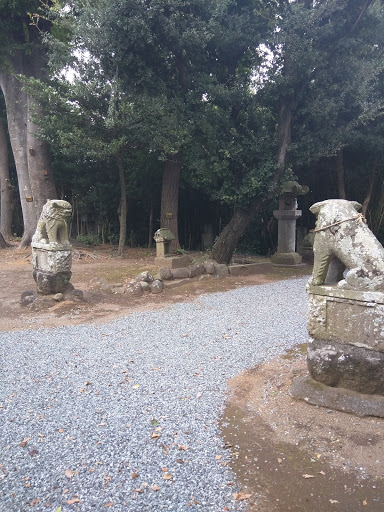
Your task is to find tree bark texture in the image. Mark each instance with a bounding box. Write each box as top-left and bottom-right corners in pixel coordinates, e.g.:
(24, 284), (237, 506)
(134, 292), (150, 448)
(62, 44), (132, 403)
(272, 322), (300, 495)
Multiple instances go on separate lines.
(210, 205), (261, 264)
(0, 42), (56, 246)
(0, 117), (13, 239)
(0, 69), (36, 246)
(161, 152), (181, 252)
(116, 155), (127, 256)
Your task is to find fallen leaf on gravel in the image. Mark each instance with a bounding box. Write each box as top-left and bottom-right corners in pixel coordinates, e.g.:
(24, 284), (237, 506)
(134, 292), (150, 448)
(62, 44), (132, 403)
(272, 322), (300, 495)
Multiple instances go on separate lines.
(66, 498), (82, 504)
(176, 459), (184, 463)
(131, 472), (139, 479)
(319, 471), (326, 475)
(151, 432), (161, 439)
(215, 455), (222, 460)
(154, 426), (162, 432)
(28, 450), (38, 457)
(196, 392), (202, 398)
(329, 499), (339, 504)
(277, 458), (283, 464)
(30, 498), (41, 507)
(105, 503), (113, 508)
(19, 437), (31, 448)
(55, 507), (62, 512)
(177, 444), (188, 451)
(58, 429), (65, 433)
(25, 482), (31, 488)
(302, 474), (315, 479)
(233, 492), (252, 501)
(65, 469), (73, 479)
(163, 473), (172, 480)
(161, 468), (168, 472)
(132, 384), (140, 389)
(151, 485), (160, 492)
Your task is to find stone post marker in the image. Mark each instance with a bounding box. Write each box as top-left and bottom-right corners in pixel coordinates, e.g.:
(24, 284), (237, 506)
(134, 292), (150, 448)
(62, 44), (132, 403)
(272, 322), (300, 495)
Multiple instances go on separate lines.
(271, 181), (309, 265)
(291, 199), (384, 417)
(154, 228), (175, 258)
(31, 200), (73, 295)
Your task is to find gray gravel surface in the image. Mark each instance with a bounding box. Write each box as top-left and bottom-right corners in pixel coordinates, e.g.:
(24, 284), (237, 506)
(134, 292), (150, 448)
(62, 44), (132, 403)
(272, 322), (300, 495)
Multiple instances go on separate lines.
(0, 277), (308, 512)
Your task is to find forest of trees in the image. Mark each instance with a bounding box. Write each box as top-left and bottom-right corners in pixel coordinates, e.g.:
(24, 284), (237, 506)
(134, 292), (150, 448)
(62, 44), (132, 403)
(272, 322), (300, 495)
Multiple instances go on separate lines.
(1, 0), (384, 262)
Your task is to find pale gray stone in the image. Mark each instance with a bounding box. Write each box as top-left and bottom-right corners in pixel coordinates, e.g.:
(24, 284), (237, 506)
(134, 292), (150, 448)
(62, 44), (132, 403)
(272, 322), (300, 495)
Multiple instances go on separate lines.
(171, 268), (190, 279)
(214, 263), (229, 277)
(309, 199), (384, 290)
(189, 262), (204, 278)
(53, 293), (64, 302)
(203, 260), (215, 275)
(150, 280), (164, 294)
(135, 271), (154, 283)
(140, 281), (151, 293)
(159, 267), (173, 280)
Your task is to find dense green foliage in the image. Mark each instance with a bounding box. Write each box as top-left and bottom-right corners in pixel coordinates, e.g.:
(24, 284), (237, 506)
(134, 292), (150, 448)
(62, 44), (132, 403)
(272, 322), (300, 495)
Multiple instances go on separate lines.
(1, 0), (384, 255)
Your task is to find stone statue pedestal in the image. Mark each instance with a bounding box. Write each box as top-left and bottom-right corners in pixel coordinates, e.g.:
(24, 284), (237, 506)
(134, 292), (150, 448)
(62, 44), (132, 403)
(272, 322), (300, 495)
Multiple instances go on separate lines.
(291, 283), (384, 416)
(32, 243), (72, 295)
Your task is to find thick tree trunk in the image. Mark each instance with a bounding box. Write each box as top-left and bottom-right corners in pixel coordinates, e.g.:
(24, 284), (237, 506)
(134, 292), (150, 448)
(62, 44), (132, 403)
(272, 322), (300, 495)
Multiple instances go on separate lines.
(116, 154), (127, 256)
(0, 232), (10, 248)
(148, 200), (154, 249)
(211, 94), (296, 264)
(0, 70), (36, 246)
(0, 117), (13, 239)
(210, 205), (261, 264)
(25, 48), (56, 217)
(160, 152), (181, 252)
(336, 149), (346, 199)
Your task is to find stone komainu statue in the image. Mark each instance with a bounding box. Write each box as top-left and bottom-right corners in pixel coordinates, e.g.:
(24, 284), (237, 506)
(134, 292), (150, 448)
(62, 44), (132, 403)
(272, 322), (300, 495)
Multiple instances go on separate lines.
(32, 200), (72, 247)
(309, 199), (384, 291)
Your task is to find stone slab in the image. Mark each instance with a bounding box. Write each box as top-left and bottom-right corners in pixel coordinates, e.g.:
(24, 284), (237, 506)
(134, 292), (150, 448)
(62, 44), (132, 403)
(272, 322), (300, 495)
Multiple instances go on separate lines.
(155, 255), (191, 269)
(290, 376), (384, 417)
(228, 262), (273, 276)
(307, 285), (384, 351)
(32, 247), (72, 273)
(307, 339), (384, 395)
(271, 252), (302, 265)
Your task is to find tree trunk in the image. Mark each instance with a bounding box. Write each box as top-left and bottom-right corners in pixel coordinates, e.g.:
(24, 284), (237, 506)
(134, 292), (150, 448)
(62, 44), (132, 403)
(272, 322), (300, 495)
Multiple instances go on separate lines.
(0, 232), (10, 248)
(211, 94), (296, 264)
(336, 149), (346, 199)
(160, 152), (181, 252)
(0, 70), (36, 246)
(25, 47), (56, 218)
(0, 116), (13, 239)
(116, 154), (127, 256)
(210, 205), (261, 264)
(362, 159), (377, 218)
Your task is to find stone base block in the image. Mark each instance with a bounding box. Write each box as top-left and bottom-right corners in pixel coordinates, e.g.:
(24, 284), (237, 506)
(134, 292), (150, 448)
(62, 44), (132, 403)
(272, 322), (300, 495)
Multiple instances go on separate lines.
(154, 255), (191, 269)
(33, 270), (72, 295)
(228, 261), (273, 276)
(307, 339), (384, 395)
(307, 284), (384, 351)
(271, 252), (302, 265)
(32, 246), (72, 273)
(290, 376), (384, 417)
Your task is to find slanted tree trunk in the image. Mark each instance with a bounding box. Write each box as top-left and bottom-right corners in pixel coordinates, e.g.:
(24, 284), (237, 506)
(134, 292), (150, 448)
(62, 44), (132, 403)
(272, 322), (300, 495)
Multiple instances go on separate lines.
(0, 116), (13, 239)
(160, 152), (181, 252)
(0, 68), (36, 246)
(116, 154), (127, 256)
(211, 94), (296, 264)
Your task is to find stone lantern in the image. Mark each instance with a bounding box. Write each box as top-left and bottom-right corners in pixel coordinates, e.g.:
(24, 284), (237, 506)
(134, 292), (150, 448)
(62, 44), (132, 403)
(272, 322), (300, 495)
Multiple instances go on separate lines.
(271, 181), (309, 265)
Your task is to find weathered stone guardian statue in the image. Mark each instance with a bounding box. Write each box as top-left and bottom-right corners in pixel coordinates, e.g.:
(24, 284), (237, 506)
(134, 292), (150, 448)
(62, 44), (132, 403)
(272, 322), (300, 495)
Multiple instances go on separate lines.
(291, 199), (384, 417)
(32, 200), (73, 294)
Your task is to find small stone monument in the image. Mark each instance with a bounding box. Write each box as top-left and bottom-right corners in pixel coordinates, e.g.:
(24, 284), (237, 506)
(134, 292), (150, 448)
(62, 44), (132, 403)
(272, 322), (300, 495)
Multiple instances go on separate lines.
(291, 199), (384, 416)
(271, 181), (309, 265)
(154, 228), (175, 258)
(31, 200), (73, 295)
(153, 228), (191, 269)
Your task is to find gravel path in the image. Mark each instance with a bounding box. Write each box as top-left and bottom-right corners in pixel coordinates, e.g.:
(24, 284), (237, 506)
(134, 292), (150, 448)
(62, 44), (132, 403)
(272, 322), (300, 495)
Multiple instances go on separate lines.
(0, 277), (308, 512)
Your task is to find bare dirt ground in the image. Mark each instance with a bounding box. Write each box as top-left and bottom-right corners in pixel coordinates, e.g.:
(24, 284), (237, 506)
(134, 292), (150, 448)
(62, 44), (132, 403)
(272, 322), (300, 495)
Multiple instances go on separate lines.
(1, 244), (383, 511)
